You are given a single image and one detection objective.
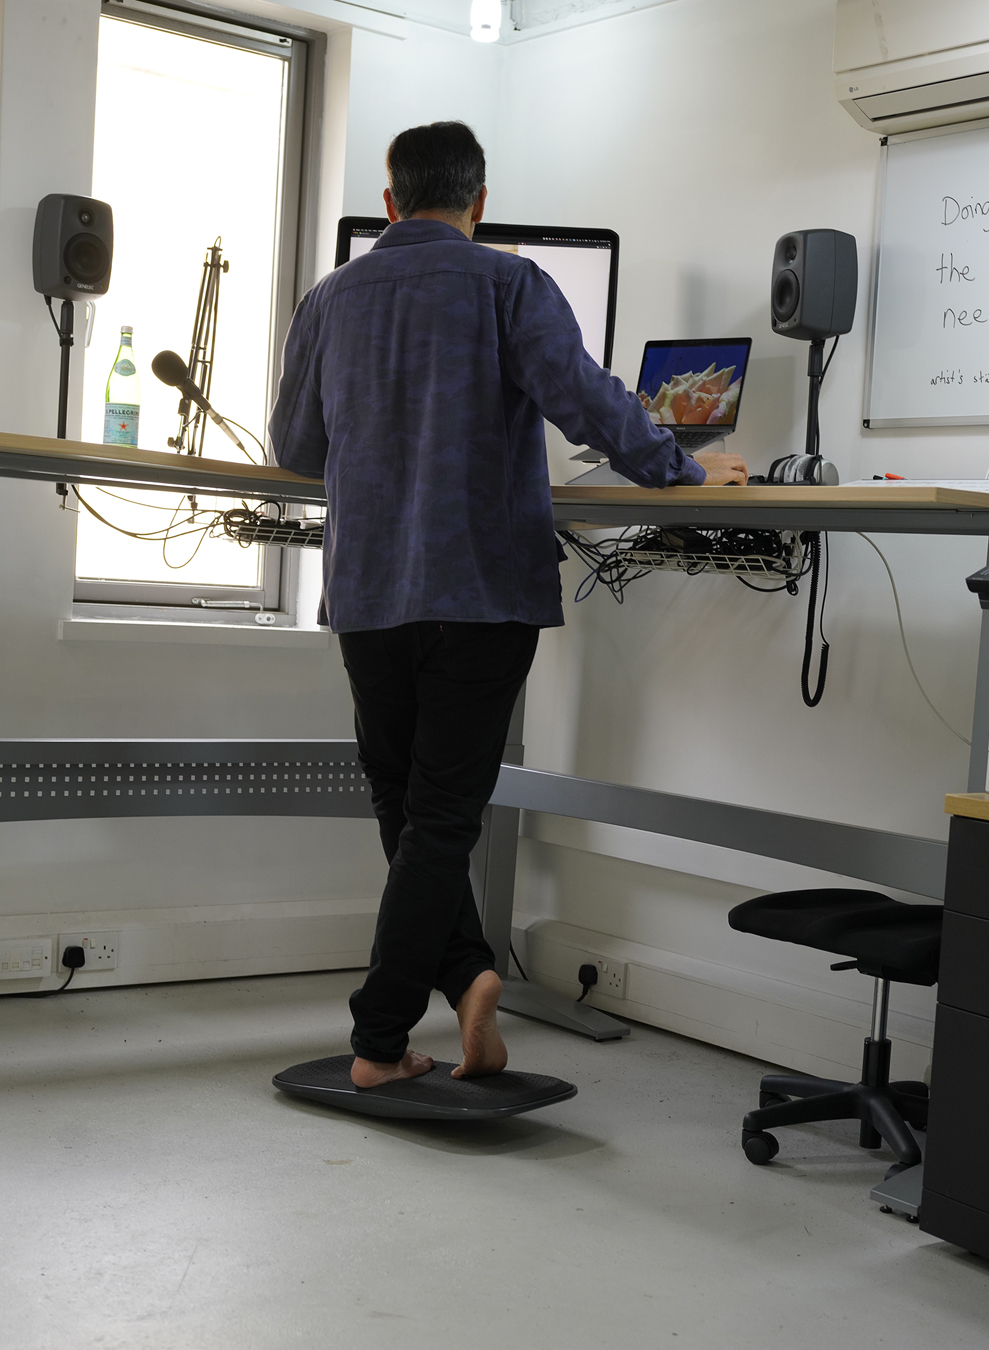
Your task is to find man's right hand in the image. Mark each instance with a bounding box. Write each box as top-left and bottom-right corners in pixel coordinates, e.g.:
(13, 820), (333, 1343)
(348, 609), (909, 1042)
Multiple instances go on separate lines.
(693, 450), (748, 485)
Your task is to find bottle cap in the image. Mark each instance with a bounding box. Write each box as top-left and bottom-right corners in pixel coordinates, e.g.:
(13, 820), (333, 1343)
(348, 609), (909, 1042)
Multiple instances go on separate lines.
(120, 325), (133, 334)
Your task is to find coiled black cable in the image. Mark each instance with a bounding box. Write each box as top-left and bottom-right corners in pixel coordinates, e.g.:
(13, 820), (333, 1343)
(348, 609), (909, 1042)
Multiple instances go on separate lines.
(800, 532), (830, 707)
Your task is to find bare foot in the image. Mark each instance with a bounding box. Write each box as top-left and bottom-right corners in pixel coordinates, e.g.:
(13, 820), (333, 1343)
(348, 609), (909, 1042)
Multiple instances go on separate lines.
(452, 969), (508, 1079)
(351, 1050), (434, 1089)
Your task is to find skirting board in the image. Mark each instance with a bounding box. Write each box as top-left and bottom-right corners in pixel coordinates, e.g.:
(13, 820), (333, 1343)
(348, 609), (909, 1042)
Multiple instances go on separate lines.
(514, 917), (935, 1083)
(0, 900), (377, 992)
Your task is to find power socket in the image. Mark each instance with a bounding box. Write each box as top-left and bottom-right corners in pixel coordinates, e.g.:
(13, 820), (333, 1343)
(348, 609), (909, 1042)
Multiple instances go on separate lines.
(58, 931), (119, 972)
(586, 954), (628, 1000)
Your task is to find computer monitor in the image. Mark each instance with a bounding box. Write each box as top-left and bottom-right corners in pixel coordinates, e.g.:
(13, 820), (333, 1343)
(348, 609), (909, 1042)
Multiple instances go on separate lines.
(334, 217), (620, 369)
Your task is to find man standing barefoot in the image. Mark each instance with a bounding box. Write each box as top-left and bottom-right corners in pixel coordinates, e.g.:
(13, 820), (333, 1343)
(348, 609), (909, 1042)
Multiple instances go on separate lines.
(269, 123), (746, 1088)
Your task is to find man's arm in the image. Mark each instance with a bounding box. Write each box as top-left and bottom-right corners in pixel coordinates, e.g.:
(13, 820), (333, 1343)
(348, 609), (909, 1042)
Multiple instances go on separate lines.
(501, 264), (746, 487)
(267, 293), (329, 479)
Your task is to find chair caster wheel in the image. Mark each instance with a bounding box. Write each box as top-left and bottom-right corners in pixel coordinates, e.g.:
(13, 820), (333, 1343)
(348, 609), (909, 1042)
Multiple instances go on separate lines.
(759, 1091), (789, 1109)
(742, 1129), (780, 1165)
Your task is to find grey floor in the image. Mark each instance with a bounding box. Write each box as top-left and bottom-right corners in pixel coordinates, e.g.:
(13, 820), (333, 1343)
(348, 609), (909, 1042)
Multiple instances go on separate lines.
(3, 971), (988, 1350)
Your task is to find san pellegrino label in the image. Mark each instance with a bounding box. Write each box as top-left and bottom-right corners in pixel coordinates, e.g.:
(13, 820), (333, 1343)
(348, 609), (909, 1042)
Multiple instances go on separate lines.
(104, 326), (141, 447)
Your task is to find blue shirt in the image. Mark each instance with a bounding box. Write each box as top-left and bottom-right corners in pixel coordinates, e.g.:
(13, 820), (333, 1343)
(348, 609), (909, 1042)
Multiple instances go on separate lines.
(268, 218), (704, 632)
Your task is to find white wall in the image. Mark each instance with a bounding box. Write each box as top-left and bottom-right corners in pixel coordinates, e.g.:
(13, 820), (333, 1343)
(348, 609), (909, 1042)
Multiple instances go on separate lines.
(340, 22), (506, 216)
(498, 0), (975, 1074)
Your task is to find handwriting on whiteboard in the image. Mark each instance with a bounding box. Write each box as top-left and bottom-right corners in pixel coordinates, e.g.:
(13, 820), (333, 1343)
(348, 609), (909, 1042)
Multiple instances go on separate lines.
(930, 370), (989, 385)
(940, 207), (989, 332)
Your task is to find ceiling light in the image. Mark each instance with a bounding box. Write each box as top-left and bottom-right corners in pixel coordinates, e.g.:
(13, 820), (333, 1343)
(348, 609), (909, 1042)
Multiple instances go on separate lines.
(470, 0), (502, 43)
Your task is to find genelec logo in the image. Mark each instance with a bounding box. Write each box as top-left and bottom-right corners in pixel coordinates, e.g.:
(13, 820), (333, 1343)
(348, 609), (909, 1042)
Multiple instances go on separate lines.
(75, 282), (95, 291)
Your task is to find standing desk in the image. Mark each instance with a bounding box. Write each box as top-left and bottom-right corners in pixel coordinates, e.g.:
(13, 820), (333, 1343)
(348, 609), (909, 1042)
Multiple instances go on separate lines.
(2, 432), (989, 1042)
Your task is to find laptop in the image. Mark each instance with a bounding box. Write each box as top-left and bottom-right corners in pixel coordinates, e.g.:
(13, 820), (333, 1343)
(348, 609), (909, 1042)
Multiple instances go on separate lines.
(635, 337), (752, 451)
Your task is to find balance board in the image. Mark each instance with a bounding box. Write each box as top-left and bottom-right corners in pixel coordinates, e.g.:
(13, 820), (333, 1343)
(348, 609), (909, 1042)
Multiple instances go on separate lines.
(273, 1054), (578, 1121)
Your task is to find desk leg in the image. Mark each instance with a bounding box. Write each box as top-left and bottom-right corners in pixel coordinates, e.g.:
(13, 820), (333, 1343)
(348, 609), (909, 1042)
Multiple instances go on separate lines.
(469, 685), (630, 1042)
(968, 542), (989, 792)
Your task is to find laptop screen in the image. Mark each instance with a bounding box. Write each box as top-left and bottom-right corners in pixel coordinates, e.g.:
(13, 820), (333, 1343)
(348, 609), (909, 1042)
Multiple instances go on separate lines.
(636, 339), (752, 428)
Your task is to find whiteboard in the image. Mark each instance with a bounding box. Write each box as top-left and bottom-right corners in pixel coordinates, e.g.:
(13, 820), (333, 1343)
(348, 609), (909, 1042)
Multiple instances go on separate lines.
(867, 121), (989, 427)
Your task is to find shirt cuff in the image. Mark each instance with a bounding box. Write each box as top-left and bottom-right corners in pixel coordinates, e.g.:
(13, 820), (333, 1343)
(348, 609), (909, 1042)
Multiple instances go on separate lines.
(676, 455), (707, 486)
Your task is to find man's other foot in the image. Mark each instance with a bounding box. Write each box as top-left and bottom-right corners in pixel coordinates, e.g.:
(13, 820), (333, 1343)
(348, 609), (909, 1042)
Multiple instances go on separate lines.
(452, 970), (508, 1079)
(351, 1050), (434, 1089)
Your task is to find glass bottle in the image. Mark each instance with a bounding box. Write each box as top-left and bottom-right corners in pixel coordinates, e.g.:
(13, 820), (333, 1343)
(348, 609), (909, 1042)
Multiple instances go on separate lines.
(103, 325), (141, 446)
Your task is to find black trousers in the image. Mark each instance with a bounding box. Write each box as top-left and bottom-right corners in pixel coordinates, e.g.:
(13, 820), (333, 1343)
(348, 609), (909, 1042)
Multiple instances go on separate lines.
(338, 620), (540, 1063)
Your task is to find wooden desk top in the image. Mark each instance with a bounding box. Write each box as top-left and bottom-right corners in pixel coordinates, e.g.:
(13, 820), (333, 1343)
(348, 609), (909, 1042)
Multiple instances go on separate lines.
(945, 792), (989, 821)
(0, 430), (326, 503)
(552, 482), (989, 510)
(4, 430), (989, 514)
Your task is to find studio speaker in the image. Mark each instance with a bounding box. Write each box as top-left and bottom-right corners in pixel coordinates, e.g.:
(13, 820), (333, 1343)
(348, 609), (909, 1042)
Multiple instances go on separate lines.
(771, 229), (857, 341)
(33, 194), (114, 301)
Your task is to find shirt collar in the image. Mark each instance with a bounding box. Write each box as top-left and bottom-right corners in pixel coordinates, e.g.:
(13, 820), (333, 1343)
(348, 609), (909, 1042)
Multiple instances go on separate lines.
(371, 219), (472, 250)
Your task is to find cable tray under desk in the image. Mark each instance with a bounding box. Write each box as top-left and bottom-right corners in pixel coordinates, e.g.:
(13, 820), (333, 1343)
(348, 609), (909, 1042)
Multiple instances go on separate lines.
(622, 545), (804, 578)
(223, 516), (324, 549)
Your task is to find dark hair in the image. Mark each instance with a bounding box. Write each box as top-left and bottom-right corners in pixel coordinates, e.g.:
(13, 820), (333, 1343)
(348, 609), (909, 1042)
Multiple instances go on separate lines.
(386, 121), (486, 219)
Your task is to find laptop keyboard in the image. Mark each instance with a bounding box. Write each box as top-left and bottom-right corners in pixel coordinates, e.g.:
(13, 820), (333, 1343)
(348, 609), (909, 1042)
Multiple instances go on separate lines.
(673, 427), (726, 450)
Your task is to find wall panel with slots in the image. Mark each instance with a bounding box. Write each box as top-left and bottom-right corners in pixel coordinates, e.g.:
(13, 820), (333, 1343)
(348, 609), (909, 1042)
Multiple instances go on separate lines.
(0, 741), (373, 822)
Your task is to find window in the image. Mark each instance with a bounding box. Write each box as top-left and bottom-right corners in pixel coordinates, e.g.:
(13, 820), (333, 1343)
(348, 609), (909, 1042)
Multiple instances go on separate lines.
(76, 0), (323, 622)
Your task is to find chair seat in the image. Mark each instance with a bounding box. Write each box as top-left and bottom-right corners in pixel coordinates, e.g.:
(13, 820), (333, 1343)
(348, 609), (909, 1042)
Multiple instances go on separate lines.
(728, 888), (942, 985)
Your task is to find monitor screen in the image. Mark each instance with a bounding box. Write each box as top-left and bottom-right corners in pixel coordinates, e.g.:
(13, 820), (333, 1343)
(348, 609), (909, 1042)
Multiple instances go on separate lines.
(335, 217), (620, 369)
(635, 339), (752, 428)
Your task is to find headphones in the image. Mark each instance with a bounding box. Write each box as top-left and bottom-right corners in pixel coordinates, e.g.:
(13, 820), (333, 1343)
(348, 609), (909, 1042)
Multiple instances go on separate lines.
(766, 453), (839, 485)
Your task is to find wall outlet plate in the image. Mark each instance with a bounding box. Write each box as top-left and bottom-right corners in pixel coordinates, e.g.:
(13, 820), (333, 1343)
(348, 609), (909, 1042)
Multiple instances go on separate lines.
(586, 954), (628, 999)
(0, 938), (53, 980)
(58, 931), (119, 972)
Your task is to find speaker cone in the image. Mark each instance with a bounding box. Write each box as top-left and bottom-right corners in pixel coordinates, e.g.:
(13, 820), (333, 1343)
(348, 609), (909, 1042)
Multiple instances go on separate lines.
(64, 232), (110, 284)
(772, 268), (800, 322)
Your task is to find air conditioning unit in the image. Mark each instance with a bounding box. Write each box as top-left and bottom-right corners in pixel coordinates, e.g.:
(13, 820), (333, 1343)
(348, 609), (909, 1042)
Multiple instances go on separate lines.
(835, 0), (989, 135)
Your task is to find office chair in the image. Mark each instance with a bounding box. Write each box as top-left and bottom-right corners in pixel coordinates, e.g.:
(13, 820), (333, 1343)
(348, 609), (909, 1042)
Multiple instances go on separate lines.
(728, 889), (942, 1168)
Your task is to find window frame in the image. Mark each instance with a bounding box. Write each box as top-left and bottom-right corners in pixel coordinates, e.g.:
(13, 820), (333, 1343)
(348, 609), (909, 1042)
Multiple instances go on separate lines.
(75, 0), (325, 624)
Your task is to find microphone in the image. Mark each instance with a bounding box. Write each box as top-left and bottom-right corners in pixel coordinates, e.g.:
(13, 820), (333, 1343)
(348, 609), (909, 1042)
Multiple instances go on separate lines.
(151, 350), (246, 453)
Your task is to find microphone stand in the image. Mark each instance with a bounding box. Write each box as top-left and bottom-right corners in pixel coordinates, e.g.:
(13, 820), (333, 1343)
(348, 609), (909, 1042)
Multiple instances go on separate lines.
(170, 237), (227, 463)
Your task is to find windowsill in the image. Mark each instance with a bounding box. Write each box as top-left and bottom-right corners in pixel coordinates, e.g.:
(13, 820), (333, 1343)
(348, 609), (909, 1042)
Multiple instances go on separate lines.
(58, 618), (332, 649)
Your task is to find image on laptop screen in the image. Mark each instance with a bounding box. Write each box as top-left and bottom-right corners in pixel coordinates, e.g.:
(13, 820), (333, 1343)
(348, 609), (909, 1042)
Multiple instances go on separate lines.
(636, 339), (752, 428)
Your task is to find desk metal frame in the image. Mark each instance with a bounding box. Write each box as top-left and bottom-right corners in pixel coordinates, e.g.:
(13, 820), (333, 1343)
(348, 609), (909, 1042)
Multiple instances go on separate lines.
(2, 436), (987, 1038)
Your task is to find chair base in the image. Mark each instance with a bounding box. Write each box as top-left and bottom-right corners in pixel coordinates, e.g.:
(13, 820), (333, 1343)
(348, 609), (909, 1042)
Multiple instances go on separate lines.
(740, 1038), (928, 1168)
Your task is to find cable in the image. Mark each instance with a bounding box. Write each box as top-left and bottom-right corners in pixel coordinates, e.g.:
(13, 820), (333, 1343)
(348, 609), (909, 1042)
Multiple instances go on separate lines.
(73, 488), (222, 542)
(858, 533), (971, 745)
(218, 417), (265, 463)
(821, 333), (840, 384)
(510, 942), (528, 981)
(5, 957), (81, 999)
(793, 534), (825, 712)
(43, 295), (63, 339)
